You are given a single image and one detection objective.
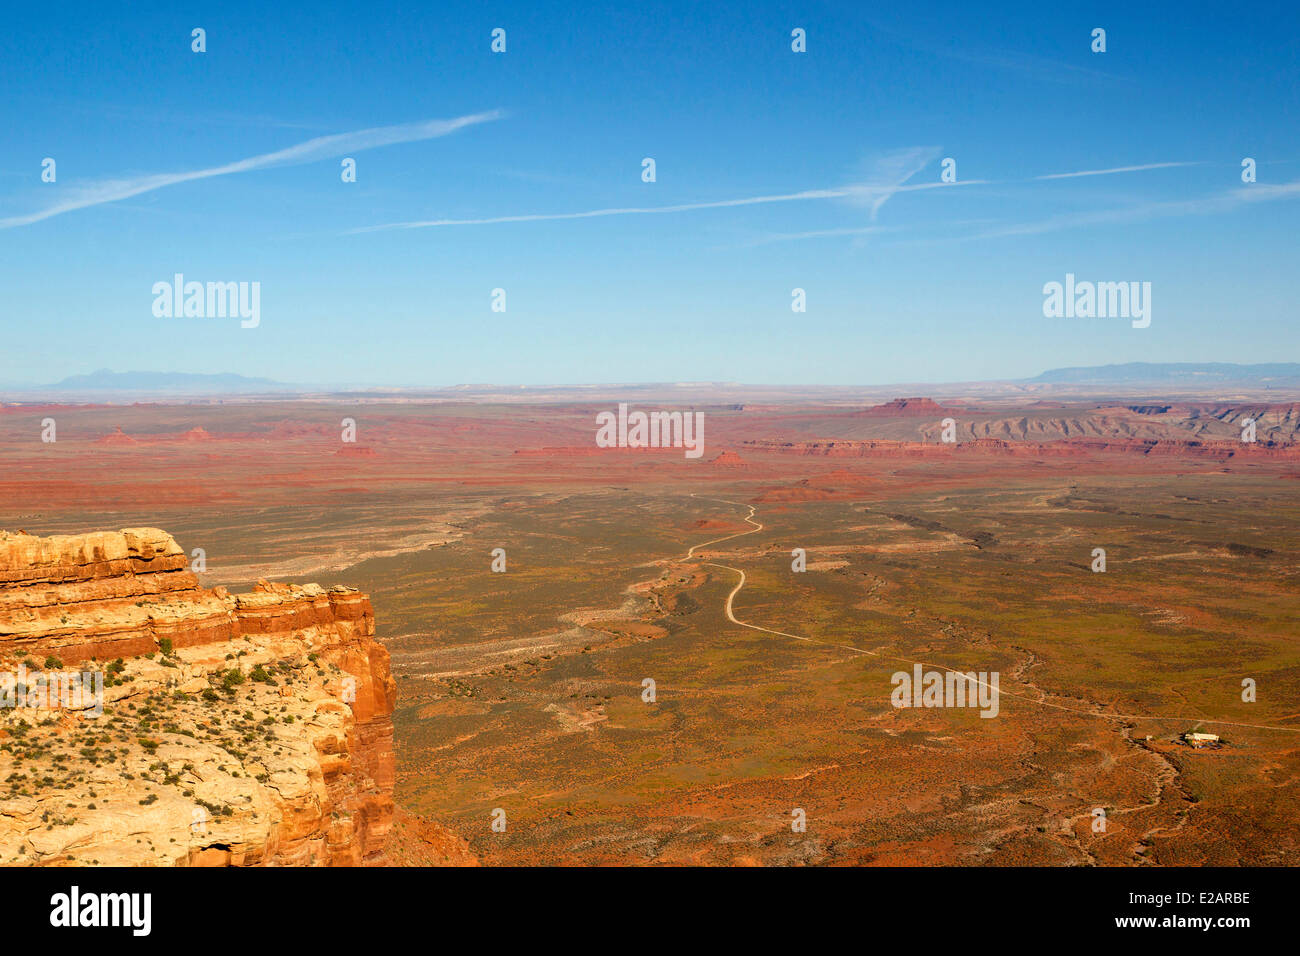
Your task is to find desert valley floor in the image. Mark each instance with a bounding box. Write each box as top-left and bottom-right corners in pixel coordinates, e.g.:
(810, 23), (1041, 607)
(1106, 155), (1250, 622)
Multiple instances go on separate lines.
(1, 393), (1297, 865)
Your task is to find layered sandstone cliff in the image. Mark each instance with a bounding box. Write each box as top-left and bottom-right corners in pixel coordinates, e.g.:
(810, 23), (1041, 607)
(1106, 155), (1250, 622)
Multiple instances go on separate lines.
(742, 437), (1300, 460)
(0, 528), (396, 866)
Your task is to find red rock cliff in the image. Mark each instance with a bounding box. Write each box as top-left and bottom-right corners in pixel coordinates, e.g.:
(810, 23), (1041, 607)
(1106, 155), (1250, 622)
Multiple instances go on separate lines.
(0, 528), (395, 867)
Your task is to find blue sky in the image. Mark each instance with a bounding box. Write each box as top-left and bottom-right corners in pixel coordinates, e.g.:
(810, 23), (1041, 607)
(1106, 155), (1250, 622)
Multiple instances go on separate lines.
(1, 0), (1297, 386)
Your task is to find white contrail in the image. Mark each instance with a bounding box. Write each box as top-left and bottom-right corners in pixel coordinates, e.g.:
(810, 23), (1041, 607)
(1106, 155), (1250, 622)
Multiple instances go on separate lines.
(739, 225), (891, 246)
(352, 153), (1204, 237)
(351, 179), (982, 233)
(0, 110), (504, 230)
(372, 155), (1249, 244)
(350, 188), (849, 231)
(1034, 161), (1200, 180)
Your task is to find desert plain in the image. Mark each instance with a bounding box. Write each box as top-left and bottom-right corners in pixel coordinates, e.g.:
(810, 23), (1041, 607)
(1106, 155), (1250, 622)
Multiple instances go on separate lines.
(1, 387), (1296, 865)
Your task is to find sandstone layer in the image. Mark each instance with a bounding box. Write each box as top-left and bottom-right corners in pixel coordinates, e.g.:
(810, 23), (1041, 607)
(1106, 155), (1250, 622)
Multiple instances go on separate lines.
(0, 528), (396, 866)
(742, 437), (1300, 460)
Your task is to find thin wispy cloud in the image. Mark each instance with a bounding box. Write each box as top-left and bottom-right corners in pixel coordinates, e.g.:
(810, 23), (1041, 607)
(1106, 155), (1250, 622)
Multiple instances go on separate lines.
(864, 18), (1121, 85)
(1235, 180), (1300, 202)
(0, 110), (503, 230)
(840, 146), (945, 219)
(959, 179), (1300, 241)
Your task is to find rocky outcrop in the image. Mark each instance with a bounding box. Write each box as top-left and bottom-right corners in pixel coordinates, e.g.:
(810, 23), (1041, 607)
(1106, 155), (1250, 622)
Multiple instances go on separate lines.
(0, 528), (396, 867)
(95, 426), (138, 444)
(742, 438), (1300, 460)
(709, 450), (748, 467)
(855, 397), (958, 416)
(908, 403), (1300, 444)
(512, 446), (683, 456)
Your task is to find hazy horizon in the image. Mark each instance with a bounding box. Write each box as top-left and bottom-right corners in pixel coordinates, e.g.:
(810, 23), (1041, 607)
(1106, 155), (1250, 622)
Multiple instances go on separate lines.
(2, 366), (1299, 415)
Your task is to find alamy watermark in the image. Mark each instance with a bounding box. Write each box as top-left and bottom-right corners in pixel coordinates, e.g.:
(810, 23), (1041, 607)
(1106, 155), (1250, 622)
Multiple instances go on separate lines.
(152, 274), (260, 328)
(1, 663), (104, 716)
(1042, 273), (1150, 328)
(595, 403), (705, 459)
(891, 664), (999, 718)
(49, 886), (150, 936)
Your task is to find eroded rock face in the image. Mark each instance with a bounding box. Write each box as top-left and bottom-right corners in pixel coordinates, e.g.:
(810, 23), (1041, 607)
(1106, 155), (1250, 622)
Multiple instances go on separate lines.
(742, 438), (1300, 459)
(0, 528), (395, 867)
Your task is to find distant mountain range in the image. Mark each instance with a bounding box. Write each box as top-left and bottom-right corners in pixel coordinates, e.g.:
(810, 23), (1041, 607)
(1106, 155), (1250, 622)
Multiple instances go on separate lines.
(1028, 363), (1300, 385)
(1, 363), (1296, 397)
(36, 370), (300, 394)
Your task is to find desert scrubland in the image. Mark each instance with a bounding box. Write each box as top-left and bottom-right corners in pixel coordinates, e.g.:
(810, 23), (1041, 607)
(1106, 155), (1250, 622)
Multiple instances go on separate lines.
(1, 393), (1296, 864)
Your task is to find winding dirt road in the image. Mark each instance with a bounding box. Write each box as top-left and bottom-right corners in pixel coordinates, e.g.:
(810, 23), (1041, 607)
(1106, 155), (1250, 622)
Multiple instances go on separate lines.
(684, 494), (1300, 736)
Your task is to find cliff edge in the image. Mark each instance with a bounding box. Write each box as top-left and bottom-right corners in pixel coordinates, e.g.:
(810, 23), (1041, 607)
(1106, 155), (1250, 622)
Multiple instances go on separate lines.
(0, 528), (399, 866)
